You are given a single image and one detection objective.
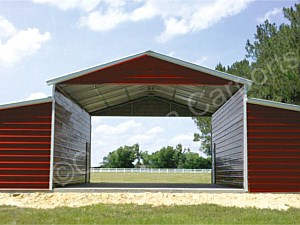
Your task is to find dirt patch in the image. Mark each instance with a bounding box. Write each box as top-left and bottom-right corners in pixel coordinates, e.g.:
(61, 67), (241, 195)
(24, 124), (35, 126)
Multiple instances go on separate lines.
(0, 193), (299, 210)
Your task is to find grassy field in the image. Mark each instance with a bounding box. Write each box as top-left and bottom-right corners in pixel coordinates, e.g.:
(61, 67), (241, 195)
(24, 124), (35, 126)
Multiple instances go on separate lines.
(90, 172), (211, 183)
(1, 204), (299, 224)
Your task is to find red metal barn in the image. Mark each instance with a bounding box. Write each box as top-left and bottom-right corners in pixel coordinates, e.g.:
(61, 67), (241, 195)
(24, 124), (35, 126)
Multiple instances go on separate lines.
(0, 51), (299, 192)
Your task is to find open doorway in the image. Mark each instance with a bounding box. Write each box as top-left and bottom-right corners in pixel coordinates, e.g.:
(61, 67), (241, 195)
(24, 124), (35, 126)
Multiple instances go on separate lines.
(90, 117), (212, 186)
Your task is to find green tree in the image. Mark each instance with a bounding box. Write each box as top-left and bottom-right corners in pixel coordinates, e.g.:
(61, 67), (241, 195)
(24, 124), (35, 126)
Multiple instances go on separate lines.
(215, 62), (226, 72)
(146, 144), (210, 169)
(180, 152), (211, 169)
(149, 146), (178, 168)
(102, 144), (138, 168)
(226, 59), (252, 80)
(192, 117), (212, 157)
(245, 4), (300, 103)
(141, 151), (151, 168)
(133, 143), (143, 167)
(102, 143), (211, 169)
(173, 144), (188, 168)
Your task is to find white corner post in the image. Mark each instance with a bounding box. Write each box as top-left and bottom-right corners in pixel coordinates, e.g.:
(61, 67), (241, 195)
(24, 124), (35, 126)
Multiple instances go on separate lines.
(49, 84), (56, 191)
(243, 86), (249, 192)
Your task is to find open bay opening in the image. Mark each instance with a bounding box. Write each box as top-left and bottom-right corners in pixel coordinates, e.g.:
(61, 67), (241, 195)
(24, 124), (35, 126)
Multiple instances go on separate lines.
(90, 117), (212, 187)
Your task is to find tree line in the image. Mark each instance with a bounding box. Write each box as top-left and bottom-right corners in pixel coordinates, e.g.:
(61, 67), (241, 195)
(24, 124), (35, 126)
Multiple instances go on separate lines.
(101, 143), (211, 169)
(193, 3), (300, 157)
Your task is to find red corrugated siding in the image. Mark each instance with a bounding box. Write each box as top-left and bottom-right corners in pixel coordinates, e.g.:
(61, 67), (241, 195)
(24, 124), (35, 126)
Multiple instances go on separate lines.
(62, 55), (235, 85)
(247, 103), (300, 192)
(0, 102), (52, 189)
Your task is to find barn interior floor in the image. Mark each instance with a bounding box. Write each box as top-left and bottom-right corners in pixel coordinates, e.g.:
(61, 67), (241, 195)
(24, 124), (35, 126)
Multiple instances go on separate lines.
(54, 183), (244, 193)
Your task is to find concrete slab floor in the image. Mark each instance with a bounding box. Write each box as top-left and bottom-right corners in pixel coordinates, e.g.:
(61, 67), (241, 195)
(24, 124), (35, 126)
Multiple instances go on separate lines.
(54, 183), (245, 193)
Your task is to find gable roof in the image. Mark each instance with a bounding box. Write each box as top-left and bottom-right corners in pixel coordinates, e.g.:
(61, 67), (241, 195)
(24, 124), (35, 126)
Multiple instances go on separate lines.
(46, 50), (253, 87)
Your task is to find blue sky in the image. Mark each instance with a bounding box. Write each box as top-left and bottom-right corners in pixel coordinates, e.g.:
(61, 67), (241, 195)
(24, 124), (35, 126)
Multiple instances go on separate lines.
(0, 0), (297, 166)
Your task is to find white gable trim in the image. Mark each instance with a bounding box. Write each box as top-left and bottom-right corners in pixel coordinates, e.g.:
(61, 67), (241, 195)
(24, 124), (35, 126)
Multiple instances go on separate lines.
(46, 50), (253, 87)
(247, 98), (300, 112)
(0, 97), (52, 110)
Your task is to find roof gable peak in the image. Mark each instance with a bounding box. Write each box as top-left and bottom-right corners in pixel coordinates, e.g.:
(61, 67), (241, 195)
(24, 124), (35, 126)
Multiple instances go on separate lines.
(46, 50), (252, 87)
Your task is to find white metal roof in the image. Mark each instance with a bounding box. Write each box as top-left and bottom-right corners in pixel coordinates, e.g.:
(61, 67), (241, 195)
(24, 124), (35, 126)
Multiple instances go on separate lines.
(58, 84), (240, 116)
(0, 97), (52, 110)
(46, 50), (253, 87)
(247, 98), (300, 112)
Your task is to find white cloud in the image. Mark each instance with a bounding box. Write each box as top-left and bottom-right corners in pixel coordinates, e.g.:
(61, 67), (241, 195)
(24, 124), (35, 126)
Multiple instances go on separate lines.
(170, 134), (194, 144)
(170, 133), (201, 152)
(128, 126), (163, 143)
(130, 1), (158, 21)
(170, 133), (199, 147)
(194, 56), (209, 66)
(0, 16), (16, 38)
(128, 134), (154, 143)
(25, 92), (48, 100)
(32, 0), (253, 42)
(168, 51), (176, 57)
(157, 17), (189, 43)
(94, 120), (142, 135)
(32, 0), (102, 11)
(92, 117), (103, 125)
(79, 9), (129, 31)
(257, 8), (282, 23)
(157, 0), (252, 42)
(0, 16), (51, 66)
(145, 126), (163, 135)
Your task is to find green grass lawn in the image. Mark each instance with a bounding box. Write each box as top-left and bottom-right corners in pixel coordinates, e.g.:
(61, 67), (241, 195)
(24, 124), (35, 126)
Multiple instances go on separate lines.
(1, 204), (299, 224)
(90, 172), (211, 183)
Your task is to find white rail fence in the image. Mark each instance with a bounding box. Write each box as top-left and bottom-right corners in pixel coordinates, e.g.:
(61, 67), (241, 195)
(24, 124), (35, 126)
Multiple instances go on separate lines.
(91, 168), (211, 174)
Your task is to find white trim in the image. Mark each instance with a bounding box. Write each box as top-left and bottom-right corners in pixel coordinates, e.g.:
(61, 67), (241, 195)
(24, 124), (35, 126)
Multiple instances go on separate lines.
(247, 98), (300, 112)
(0, 189), (50, 191)
(147, 51), (253, 87)
(0, 97), (52, 110)
(46, 51), (148, 85)
(54, 188), (244, 193)
(243, 87), (248, 192)
(46, 50), (253, 87)
(49, 85), (56, 191)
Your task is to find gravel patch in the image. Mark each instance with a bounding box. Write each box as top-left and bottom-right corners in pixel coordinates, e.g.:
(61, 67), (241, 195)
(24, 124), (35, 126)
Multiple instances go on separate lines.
(0, 193), (299, 211)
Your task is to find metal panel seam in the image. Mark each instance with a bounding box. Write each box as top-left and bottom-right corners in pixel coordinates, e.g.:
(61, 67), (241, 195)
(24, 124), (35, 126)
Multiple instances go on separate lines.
(49, 85), (56, 191)
(243, 86), (249, 192)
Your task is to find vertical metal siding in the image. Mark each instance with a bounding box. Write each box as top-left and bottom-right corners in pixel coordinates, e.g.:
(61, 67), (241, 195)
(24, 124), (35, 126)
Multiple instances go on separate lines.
(53, 90), (91, 186)
(247, 103), (300, 192)
(0, 103), (52, 189)
(212, 88), (245, 187)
